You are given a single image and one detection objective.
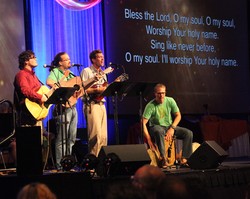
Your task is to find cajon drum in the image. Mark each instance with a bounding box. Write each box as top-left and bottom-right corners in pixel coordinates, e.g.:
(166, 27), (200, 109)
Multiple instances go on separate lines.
(147, 138), (176, 167)
(164, 139), (175, 166)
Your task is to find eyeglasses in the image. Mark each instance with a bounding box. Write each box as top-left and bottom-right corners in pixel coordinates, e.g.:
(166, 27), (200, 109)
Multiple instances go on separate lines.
(62, 59), (70, 62)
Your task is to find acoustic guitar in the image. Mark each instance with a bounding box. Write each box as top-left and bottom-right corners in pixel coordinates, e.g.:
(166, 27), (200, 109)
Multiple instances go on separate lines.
(25, 85), (54, 121)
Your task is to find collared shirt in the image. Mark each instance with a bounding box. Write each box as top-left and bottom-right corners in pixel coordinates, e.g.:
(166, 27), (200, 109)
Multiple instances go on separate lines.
(47, 67), (75, 83)
(81, 65), (107, 86)
(14, 68), (43, 104)
(81, 65), (107, 102)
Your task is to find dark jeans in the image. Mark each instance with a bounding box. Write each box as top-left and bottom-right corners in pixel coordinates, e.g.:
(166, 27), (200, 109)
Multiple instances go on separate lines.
(149, 125), (193, 159)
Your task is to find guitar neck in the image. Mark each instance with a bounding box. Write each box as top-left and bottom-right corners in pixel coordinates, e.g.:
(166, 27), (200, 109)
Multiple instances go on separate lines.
(83, 76), (99, 90)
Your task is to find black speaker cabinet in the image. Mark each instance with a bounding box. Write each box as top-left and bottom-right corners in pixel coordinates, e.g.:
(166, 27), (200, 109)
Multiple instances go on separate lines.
(98, 144), (150, 176)
(16, 126), (43, 176)
(187, 141), (228, 170)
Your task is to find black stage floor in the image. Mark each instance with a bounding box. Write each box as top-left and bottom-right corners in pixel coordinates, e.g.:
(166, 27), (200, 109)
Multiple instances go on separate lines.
(0, 157), (250, 199)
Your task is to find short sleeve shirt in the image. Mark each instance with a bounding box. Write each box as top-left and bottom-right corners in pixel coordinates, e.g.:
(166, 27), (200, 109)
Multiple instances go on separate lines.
(47, 68), (75, 82)
(143, 96), (179, 127)
(80, 65), (107, 86)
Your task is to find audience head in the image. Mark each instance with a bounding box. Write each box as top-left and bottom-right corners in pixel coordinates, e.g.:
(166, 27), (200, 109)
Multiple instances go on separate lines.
(132, 164), (165, 198)
(156, 176), (190, 199)
(17, 182), (56, 199)
(106, 181), (146, 199)
(183, 177), (211, 199)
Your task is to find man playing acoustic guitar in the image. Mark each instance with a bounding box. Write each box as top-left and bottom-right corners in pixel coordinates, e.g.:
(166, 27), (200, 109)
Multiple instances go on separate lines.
(46, 52), (81, 170)
(80, 49), (109, 158)
(81, 50), (128, 159)
(14, 50), (48, 140)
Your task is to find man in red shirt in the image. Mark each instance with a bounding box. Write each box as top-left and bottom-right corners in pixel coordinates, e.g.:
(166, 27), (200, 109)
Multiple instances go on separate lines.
(14, 50), (48, 131)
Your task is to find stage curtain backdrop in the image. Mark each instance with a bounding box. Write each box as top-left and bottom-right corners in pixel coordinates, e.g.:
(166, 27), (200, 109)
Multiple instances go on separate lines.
(23, 0), (104, 128)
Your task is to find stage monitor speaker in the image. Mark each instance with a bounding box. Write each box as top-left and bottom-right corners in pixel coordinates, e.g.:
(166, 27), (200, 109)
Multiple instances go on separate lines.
(187, 140), (228, 170)
(16, 126), (43, 176)
(98, 144), (150, 176)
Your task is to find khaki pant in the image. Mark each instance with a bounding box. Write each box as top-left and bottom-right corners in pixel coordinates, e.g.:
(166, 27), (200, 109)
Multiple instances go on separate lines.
(84, 103), (107, 157)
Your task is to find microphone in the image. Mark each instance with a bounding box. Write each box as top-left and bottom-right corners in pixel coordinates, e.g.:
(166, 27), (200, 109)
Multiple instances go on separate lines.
(71, 63), (82, 67)
(43, 64), (56, 68)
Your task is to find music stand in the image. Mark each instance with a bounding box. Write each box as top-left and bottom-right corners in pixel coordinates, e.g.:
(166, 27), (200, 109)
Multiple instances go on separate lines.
(45, 87), (76, 106)
(45, 87), (76, 162)
(100, 82), (132, 144)
(124, 82), (157, 142)
(122, 82), (157, 112)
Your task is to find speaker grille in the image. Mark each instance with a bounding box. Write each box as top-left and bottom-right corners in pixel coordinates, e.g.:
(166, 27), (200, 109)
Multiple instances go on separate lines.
(98, 144), (150, 176)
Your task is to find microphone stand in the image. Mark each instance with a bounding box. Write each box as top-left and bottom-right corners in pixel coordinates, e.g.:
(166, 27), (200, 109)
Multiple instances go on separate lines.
(76, 66), (90, 161)
(52, 68), (66, 159)
(50, 68), (73, 164)
(108, 63), (129, 144)
(76, 65), (90, 106)
(112, 92), (119, 144)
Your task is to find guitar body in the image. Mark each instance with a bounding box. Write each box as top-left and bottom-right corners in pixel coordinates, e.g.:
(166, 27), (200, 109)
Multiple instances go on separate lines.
(89, 82), (108, 102)
(25, 86), (52, 120)
(59, 76), (82, 88)
(60, 77), (83, 107)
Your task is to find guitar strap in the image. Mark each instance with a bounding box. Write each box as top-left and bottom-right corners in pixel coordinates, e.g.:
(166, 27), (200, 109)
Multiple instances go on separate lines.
(50, 68), (75, 87)
(38, 78), (45, 86)
(90, 66), (107, 85)
(57, 69), (76, 80)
